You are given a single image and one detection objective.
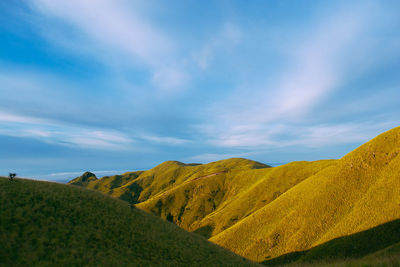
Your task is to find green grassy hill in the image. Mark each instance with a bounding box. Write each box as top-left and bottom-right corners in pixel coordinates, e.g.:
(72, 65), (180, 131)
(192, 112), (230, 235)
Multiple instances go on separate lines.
(0, 177), (260, 266)
(69, 126), (400, 265)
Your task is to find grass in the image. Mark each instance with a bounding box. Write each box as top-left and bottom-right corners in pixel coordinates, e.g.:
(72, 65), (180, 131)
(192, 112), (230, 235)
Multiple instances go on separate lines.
(70, 158), (269, 205)
(0, 177), (260, 266)
(137, 159), (335, 237)
(67, 126), (400, 265)
(262, 219), (400, 266)
(210, 126), (400, 262)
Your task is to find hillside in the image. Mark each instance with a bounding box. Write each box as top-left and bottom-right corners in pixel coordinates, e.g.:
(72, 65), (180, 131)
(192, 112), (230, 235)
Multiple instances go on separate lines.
(0, 177), (259, 266)
(70, 158), (268, 205)
(211, 126), (400, 262)
(262, 218), (400, 266)
(137, 159), (335, 237)
(70, 158), (336, 238)
(69, 126), (400, 265)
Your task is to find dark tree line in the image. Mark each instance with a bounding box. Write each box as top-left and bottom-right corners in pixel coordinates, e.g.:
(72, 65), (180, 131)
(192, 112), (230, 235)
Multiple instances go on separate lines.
(9, 173), (16, 181)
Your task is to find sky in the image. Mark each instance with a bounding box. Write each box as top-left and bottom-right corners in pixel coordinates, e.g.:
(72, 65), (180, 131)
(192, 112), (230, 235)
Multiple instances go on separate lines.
(1, 0), (400, 182)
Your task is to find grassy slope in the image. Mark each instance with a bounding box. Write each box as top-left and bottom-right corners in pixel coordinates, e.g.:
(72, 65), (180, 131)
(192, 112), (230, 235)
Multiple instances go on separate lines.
(137, 160), (335, 238)
(210, 126), (400, 262)
(263, 219), (400, 266)
(71, 158), (336, 239)
(68, 126), (400, 265)
(70, 158), (268, 205)
(191, 160), (335, 237)
(71, 158), (273, 233)
(0, 177), (260, 266)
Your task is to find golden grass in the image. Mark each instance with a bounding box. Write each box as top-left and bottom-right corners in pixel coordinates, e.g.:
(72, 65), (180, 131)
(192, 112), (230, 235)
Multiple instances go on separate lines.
(69, 126), (400, 265)
(210, 126), (400, 262)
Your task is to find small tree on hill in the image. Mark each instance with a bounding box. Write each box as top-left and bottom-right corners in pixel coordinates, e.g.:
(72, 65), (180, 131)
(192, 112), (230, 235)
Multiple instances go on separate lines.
(9, 173), (16, 181)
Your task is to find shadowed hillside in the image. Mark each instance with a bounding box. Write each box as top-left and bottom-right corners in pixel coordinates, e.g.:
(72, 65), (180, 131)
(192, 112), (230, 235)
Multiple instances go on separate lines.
(263, 219), (400, 265)
(69, 126), (400, 265)
(0, 177), (260, 266)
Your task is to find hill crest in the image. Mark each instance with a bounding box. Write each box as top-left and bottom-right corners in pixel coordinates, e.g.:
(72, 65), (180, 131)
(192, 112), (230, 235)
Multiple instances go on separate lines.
(67, 126), (400, 264)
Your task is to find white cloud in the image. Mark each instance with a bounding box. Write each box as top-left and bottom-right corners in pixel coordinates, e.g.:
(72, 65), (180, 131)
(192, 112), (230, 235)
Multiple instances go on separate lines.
(290, 123), (379, 147)
(194, 23), (242, 70)
(33, 169), (137, 182)
(186, 152), (256, 163)
(30, 0), (172, 66)
(152, 68), (187, 92)
(47, 170), (132, 177)
(28, 0), (187, 90)
(64, 131), (134, 150)
(199, 6), (375, 148)
(271, 9), (367, 118)
(24, 129), (52, 137)
(200, 121), (399, 150)
(0, 109), (193, 150)
(141, 134), (190, 145)
(0, 111), (48, 124)
(0, 111), (135, 150)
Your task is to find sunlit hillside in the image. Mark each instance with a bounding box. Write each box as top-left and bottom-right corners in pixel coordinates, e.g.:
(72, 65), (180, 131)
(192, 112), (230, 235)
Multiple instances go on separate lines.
(70, 126), (400, 265)
(0, 177), (259, 266)
(70, 158), (270, 215)
(211, 126), (400, 262)
(137, 159), (335, 237)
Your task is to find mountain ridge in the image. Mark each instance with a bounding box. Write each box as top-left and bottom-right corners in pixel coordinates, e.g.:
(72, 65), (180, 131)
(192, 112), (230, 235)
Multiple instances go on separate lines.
(68, 126), (400, 264)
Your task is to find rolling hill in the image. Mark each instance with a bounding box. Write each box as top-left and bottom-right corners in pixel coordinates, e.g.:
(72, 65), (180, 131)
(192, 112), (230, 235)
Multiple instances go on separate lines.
(210, 126), (400, 262)
(0, 177), (259, 266)
(69, 126), (400, 265)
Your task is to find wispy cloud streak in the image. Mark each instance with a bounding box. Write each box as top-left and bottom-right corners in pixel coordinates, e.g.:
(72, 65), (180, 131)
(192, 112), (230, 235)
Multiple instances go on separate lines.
(28, 0), (187, 90)
(199, 6), (379, 148)
(0, 111), (135, 150)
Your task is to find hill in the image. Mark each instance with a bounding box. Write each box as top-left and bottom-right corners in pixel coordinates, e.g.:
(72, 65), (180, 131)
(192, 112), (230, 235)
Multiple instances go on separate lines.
(0, 177), (259, 266)
(262, 219), (400, 266)
(210, 126), (400, 262)
(137, 159), (335, 237)
(70, 158), (335, 239)
(69, 126), (400, 265)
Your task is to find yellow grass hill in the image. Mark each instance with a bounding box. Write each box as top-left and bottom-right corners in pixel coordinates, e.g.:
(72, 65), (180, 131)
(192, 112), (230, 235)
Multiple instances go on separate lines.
(69, 126), (400, 265)
(210, 126), (400, 263)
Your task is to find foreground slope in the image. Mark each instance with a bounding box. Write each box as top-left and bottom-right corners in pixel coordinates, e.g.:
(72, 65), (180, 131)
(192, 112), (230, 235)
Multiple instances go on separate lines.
(211, 126), (400, 262)
(0, 177), (259, 266)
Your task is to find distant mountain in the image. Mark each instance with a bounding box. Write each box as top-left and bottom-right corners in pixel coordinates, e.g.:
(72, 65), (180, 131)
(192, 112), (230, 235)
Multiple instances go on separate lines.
(69, 126), (400, 265)
(69, 171), (97, 186)
(69, 158), (269, 207)
(0, 177), (259, 266)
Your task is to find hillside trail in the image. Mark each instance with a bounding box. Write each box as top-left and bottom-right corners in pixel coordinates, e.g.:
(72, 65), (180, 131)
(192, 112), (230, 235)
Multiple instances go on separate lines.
(156, 171), (227, 198)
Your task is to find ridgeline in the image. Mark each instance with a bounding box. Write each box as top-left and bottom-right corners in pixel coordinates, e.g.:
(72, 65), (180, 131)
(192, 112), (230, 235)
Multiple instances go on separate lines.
(69, 126), (400, 265)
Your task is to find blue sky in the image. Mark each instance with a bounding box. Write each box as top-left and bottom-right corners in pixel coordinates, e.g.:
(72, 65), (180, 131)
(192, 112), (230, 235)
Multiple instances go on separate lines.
(1, 0), (399, 181)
